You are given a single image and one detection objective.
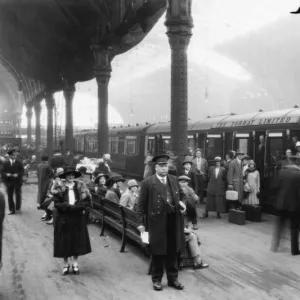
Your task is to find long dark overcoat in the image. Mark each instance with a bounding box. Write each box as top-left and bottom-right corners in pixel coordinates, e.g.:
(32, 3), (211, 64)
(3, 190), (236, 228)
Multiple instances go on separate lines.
(136, 174), (185, 256)
(53, 181), (92, 258)
(274, 167), (300, 212)
(37, 162), (53, 205)
(0, 190), (5, 264)
(206, 166), (227, 212)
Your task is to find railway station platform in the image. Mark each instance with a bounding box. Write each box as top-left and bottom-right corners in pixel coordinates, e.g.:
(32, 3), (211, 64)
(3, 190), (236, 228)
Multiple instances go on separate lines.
(0, 183), (300, 300)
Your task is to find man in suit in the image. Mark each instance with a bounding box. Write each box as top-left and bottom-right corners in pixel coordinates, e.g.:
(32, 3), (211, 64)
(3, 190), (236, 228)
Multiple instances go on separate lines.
(192, 148), (208, 204)
(49, 149), (66, 172)
(181, 158), (198, 193)
(271, 157), (300, 255)
(136, 154), (186, 291)
(227, 149), (244, 209)
(1, 149), (24, 214)
(0, 190), (5, 270)
(98, 153), (112, 174)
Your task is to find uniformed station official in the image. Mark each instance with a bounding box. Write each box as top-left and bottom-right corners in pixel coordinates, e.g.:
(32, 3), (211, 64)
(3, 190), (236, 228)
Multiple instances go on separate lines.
(136, 154), (186, 291)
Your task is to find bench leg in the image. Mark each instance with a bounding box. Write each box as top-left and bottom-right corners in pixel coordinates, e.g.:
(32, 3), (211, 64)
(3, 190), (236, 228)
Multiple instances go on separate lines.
(120, 234), (127, 252)
(148, 255), (152, 275)
(100, 215), (105, 236)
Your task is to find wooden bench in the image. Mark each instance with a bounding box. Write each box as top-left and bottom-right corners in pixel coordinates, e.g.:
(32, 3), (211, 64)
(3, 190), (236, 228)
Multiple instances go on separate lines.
(119, 206), (146, 253)
(90, 193), (146, 254)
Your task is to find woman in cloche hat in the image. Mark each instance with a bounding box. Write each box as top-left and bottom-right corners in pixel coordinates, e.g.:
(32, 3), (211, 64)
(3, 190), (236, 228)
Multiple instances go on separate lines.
(243, 160), (260, 206)
(52, 166), (92, 276)
(120, 179), (139, 211)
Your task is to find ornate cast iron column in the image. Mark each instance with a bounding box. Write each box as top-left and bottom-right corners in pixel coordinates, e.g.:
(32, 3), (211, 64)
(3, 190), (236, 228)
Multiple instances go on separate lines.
(165, 0), (193, 165)
(26, 104), (33, 145)
(63, 84), (75, 152)
(45, 93), (55, 156)
(92, 46), (113, 157)
(34, 100), (42, 160)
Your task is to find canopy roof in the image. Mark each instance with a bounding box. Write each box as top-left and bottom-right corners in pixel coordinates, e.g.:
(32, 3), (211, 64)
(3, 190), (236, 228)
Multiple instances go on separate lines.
(0, 0), (166, 106)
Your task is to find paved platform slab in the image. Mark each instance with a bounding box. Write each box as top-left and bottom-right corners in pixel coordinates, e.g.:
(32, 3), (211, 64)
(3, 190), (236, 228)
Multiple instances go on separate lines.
(0, 184), (300, 300)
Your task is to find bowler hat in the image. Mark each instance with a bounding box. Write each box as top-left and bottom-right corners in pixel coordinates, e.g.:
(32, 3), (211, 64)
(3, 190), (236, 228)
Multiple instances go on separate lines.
(195, 148), (202, 153)
(182, 158), (193, 165)
(7, 149), (17, 155)
(178, 175), (191, 182)
(58, 166), (81, 179)
(236, 149), (244, 155)
(152, 153), (170, 165)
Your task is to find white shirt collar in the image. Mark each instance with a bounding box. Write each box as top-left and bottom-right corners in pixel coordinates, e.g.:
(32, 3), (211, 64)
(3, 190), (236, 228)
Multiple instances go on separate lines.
(156, 174), (166, 182)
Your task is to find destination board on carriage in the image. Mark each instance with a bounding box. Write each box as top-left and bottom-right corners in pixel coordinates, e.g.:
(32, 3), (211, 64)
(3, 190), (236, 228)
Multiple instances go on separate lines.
(212, 116), (300, 128)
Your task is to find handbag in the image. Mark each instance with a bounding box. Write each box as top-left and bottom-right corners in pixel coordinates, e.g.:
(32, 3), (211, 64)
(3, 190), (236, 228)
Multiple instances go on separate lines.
(244, 182), (252, 193)
(226, 190), (238, 201)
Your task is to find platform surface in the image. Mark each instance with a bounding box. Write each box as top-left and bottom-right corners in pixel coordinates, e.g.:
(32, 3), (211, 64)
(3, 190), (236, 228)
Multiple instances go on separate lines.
(0, 183), (299, 300)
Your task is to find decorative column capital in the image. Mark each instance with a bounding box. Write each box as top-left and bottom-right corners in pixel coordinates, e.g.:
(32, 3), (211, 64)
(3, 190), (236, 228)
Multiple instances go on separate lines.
(165, 0), (193, 40)
(63, 84), (76, 101)
(26, 105), (33, 118)
(34, 100), (42, 115)
(92, 46), (114, 86)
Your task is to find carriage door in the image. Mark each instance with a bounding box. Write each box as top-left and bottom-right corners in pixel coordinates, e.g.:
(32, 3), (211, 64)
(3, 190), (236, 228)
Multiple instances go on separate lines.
(264, 130), (285, 212)
(206, 133), (223, 165)
(233, 132), (251, 156)
(197, 133), (206, 156)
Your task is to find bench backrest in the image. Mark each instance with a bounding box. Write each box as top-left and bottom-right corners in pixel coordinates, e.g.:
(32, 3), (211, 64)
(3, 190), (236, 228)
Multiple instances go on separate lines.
(101, 198), (122, 221)
(91, 192), (102, 208)
(120, 207), (140, 233)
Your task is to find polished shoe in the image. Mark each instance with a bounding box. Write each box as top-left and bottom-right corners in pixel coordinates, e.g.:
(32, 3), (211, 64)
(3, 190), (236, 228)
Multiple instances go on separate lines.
(168, 281), (184, 290)
(153, 282), (163, 291)
(46, 218), (53, 225)
(192, 224), (198, 230)
(41, 213), (47, 220)
(7, 211), (15, 215)
(62, 264), (70, 276)
(194, 261), (209, 269)
(72, 264), (80, 275)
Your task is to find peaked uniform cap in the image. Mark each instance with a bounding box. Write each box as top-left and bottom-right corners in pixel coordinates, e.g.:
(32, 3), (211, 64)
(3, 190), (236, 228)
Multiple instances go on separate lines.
(152, 153), (170, 165)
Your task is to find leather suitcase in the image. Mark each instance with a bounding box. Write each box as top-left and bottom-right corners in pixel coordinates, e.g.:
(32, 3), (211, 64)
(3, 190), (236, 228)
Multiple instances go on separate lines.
(242, 205), (262, 222)
(228, 209), (245, 225)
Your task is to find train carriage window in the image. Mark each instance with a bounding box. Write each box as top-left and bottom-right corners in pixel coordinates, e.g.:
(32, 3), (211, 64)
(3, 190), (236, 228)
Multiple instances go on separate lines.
(118, 137), (125, 155)
(163, 139), (171, 152)
(237, 139), (248, 156)
(127, 139), (136, 155)
(268, 137), (284, 164)
(147, 137), (155, 154)
(225, 132), (233, 153)
(289, 130), (300, 155)
(207, 137), (222, 160)
(188, 135), (195, 153)
(111, 141), (118, 154)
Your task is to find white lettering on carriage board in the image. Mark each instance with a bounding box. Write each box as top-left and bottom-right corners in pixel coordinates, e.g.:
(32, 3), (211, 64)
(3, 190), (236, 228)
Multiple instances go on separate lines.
(213, 116), (299, 128)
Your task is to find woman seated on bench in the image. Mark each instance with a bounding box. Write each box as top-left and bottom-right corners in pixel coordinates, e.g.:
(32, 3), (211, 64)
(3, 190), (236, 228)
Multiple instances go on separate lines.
(94, 173), (109, 198)
(120, 179), (139, 211)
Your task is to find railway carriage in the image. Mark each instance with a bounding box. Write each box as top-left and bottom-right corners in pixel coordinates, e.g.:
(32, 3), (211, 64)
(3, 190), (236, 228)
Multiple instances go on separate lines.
(73, 107), (300, 213)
